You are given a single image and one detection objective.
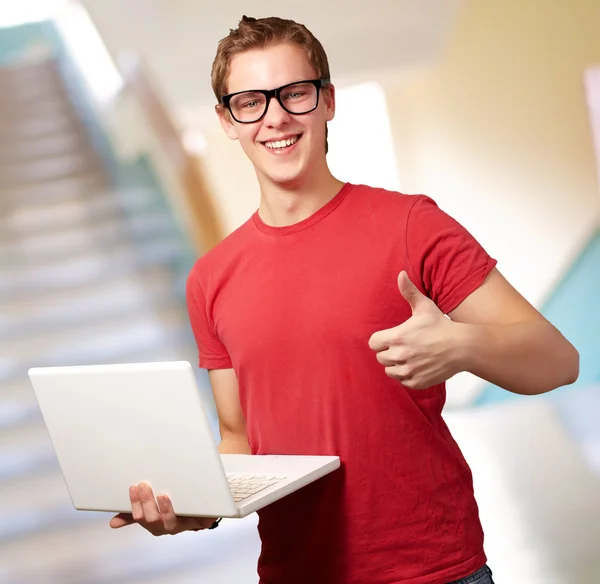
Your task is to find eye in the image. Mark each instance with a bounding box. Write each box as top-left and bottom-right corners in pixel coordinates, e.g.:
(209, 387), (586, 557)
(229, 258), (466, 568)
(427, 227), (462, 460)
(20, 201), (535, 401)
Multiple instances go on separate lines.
(284, 91), (305, 100)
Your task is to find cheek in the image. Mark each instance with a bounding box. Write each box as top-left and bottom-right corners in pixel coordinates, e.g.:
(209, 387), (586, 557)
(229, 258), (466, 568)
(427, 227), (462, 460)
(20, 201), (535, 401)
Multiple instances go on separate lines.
(237, 128), (263, 157)
(303, 120), (327, 153)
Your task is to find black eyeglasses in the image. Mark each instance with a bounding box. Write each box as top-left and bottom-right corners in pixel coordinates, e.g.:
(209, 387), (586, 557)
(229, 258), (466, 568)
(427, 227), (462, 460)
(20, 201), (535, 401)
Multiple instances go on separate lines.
(221, 78), (330, 124)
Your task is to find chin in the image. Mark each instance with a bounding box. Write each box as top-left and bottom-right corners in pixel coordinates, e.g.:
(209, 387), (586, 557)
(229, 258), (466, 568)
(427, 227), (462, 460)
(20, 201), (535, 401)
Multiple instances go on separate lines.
(262, 165), (307, 189)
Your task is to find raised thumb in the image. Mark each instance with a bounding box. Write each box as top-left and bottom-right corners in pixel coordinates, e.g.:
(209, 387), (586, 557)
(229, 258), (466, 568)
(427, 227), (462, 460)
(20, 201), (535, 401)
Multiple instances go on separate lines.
(398, 271), (428, 312)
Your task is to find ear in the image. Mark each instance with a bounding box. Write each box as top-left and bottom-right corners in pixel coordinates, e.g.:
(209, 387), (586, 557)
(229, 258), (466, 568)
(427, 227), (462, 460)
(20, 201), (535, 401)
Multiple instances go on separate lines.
(322, 84), (336, 122)
(215, 104), (239, 141)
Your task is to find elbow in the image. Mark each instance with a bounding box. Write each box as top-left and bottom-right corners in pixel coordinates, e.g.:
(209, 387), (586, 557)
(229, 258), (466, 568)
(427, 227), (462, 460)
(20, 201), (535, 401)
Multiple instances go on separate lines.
(550, 340), (579, 390)
(563, 343), (580, 386)
(534, 338), (579, 395)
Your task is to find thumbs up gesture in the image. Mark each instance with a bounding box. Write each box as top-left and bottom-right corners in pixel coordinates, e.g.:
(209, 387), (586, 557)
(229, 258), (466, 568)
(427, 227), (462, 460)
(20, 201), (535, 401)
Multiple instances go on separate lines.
(368, 272), (463, 390)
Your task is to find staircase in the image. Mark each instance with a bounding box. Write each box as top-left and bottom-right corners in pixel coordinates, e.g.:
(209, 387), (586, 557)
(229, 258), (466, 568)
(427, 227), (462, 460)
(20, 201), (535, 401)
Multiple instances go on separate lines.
(0, 58), (241, 583)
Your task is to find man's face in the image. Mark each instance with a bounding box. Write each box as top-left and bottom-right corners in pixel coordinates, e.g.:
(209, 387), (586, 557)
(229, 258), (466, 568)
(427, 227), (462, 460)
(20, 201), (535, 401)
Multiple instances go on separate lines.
(218, 43), (335, 188)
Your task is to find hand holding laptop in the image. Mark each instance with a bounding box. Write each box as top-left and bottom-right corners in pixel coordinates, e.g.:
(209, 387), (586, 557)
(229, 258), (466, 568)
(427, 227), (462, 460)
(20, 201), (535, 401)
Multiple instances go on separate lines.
(28, 362), (340, 522)
(109, 481), (218, 535)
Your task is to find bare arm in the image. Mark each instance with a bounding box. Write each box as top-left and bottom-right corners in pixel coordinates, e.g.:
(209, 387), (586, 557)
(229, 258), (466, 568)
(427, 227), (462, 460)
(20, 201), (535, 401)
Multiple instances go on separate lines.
(370, 269), (578, 395)
(449, 268), (579, 395)
(209, 369), (251, 454)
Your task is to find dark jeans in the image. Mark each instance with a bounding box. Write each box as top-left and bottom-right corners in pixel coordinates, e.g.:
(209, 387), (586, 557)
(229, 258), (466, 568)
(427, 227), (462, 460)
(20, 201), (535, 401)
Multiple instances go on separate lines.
(448, 564), (494, 584)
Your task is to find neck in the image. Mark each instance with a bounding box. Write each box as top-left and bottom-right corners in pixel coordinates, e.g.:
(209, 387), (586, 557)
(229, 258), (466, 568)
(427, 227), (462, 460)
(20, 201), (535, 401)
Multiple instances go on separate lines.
(256, 164), (345, 228)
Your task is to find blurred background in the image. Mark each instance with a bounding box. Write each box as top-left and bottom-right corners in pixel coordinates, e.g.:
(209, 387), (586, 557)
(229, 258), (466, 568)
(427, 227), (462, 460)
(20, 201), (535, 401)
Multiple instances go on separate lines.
(0, 0), (599, 583)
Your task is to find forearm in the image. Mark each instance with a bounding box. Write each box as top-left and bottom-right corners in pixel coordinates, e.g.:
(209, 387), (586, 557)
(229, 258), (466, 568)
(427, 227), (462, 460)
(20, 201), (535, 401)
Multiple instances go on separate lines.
(455, 320), (579, 395)
(218, 433), (252, 454)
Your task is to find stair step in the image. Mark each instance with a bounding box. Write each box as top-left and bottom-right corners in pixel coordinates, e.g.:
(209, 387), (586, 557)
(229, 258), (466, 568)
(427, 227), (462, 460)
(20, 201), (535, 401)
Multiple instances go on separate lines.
(0, 59), (61, 83)
(0, 173), (111, 207)
(0, 472), (68, 516)
(0, 344), (203, 435)
(0, 94), (70, 118)
(0, 70), (65, 93)
(0, 259), (184, 316)
(0, 507), (257, 584)
(0, 129), (91, 165)
(0, 111), (82, 140)
(0, 517), (150, 582)
(0, 70), (66, 103)
(1, 185), (159, 237)
(0, 101), (72, 129)
(0, 445), (57, 482)
(0, 327), (192, 386)
(0, 263), (174, 320)
(0, 340), (198, 433)
(0, 233), (187, 296)
(0, 302), (187, 363)
(0, 151), (100, 188)
(0, 400), (40, 431)
(0, 379), (38, 408)
(0, 501), (97, 544)
(0, 86), (68, 112)
(0, 425), (56, 482)
(0, 268), (175, 339)
(0, 520), (129, 583)
(0, 422), (53, 456)
(1, 206), (177, 262)
(0, 380), (40, 433)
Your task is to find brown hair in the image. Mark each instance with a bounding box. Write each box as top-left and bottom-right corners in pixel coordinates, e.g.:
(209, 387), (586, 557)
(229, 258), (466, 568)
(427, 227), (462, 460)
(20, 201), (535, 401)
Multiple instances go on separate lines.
(211, 15), (330, 102)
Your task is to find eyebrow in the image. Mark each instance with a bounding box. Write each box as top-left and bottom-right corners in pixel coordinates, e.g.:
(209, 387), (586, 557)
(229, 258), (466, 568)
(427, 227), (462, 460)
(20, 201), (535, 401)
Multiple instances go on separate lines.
(227, 78), (316, 93)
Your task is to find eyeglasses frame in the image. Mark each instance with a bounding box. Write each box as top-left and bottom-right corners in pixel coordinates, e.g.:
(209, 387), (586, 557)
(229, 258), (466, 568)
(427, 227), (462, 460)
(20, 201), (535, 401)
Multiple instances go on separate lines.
(220, 78), (331, 124)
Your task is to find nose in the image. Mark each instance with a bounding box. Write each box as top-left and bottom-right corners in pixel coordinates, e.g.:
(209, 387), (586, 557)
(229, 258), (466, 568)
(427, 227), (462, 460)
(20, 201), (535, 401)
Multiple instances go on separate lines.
(263, 95), (291, 128)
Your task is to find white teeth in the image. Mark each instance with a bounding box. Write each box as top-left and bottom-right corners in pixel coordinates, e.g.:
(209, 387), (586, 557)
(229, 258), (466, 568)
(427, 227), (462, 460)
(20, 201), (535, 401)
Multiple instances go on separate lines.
(265, 135), (299, 149)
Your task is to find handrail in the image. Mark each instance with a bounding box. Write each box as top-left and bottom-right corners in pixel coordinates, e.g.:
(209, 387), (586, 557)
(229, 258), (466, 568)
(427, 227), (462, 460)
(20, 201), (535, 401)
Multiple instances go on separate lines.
(118, 55), (224, 252)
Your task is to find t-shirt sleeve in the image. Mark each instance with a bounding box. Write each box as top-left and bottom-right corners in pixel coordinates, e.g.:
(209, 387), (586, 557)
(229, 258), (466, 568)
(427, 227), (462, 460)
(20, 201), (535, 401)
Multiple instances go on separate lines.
(186, 271), (233, 370)
(405, 195), (497, 314)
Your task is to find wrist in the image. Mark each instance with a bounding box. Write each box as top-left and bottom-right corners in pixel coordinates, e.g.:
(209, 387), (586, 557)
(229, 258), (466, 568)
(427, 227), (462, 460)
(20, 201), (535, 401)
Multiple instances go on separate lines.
(218, 435), (251, 454)
(450, 321), (480, 375)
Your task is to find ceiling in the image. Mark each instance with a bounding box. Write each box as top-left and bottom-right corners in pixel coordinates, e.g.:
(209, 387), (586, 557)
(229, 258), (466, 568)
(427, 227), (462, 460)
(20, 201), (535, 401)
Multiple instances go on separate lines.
(80, 0), (464, 110)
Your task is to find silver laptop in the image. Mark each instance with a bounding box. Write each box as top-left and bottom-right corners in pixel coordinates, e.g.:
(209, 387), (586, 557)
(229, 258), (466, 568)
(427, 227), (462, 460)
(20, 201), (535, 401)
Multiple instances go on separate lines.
(28, 361), (340, 519)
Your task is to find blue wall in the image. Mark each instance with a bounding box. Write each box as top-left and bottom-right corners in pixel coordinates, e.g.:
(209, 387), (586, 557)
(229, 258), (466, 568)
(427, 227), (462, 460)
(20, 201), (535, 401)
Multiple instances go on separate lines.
(476, 228), (600, 405)
(0, 23), (51, 63)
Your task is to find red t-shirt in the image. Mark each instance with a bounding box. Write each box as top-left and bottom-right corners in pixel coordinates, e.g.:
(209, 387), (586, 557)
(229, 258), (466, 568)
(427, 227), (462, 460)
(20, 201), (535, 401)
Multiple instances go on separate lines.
(187, 184), (497, 584)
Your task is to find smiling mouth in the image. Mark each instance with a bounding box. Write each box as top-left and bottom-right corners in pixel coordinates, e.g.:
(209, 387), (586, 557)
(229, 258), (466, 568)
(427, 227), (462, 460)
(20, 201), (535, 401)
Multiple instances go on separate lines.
(262, 134), (302, 151)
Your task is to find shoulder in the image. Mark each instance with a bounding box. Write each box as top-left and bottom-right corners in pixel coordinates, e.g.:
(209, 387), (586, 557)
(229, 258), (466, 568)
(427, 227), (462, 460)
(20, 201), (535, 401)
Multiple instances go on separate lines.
(350, 183), (431, 211)
(347, 183), (438, 225)
(187, 217), (254, 291)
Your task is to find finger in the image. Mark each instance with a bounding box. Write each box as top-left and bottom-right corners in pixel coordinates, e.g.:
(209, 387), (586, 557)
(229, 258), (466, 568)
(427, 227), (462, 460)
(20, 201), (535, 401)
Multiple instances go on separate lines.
(110, 513), (136, 529)
(157, 494), (178, 533)
(130, 485), (144, 523)
(397, 271), (429, 312)
(375, 349), (396, 367)
(385, 365), (411, 381)
(138, 482), (161, 524)
(368, 327), (399, 352)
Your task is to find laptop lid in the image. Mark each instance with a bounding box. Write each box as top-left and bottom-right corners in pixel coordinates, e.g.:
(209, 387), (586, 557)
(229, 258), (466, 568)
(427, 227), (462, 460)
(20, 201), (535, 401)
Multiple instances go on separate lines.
(28, 361), (238, 518)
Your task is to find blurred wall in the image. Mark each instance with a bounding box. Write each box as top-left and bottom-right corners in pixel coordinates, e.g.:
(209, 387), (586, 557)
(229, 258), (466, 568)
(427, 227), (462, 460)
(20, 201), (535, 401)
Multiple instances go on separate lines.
(479, 228), (600, 404)
(179, 107), (261, 236)
(386, 0), (600, 308)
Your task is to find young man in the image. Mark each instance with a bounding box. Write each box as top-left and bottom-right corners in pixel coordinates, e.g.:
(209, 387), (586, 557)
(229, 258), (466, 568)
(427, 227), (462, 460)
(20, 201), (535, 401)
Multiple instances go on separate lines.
(110, 15), (579, 584)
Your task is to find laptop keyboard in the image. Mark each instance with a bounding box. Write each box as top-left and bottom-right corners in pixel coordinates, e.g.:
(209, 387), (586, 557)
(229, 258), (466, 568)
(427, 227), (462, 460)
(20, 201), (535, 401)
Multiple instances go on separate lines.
(226, 474), (287, 503)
